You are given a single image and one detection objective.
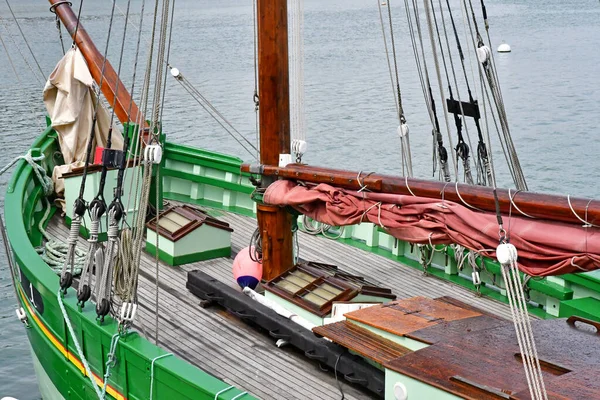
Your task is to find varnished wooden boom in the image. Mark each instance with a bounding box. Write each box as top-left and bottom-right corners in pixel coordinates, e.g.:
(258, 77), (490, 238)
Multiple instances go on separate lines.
(241, 163), (600, 226)
(48, 0), (142, 126)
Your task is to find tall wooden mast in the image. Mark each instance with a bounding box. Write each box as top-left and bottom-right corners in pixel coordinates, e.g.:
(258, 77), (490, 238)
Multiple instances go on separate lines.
(256, 0), (294, 280)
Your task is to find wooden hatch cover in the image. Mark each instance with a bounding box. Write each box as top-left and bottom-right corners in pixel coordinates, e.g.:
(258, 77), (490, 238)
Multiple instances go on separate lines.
(146, 205), (233, 242)
(264, 261), (395, 317)
(384, 316), (600, 399)
(344, 296), (481, 336)
(313, 320), (412, 365)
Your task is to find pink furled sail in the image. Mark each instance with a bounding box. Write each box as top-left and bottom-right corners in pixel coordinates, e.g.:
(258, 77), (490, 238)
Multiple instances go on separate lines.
(264, 180), (600, 277)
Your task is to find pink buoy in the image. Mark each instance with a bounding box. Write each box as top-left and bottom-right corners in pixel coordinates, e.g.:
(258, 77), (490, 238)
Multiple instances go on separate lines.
(232, 246), (263, 289)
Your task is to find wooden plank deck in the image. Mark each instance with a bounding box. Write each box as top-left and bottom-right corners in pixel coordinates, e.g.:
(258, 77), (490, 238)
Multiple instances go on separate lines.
(46, 205), (517, 399)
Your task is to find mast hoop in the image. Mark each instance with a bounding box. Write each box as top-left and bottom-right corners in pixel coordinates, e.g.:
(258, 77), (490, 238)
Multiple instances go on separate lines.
(49, 1), (72, 14)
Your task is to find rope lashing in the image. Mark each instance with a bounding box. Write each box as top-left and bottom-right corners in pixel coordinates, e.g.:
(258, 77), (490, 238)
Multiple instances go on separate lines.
(149, 353), (173, 399)
(101, 332), (121, 399)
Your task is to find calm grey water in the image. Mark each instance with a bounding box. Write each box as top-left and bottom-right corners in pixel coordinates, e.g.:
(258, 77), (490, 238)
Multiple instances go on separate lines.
(0, 0), (599, 397)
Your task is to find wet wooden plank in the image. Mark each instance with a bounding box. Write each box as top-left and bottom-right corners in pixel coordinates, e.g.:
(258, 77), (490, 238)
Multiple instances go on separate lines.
(345, 296), (481, 336)
(313, 321), (412, 365)
(385, 317), (600, 400)
(406, 315), (508, 345)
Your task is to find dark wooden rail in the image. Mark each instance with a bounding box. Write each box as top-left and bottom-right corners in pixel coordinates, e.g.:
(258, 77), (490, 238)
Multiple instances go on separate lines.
(241, 163), (600, 226)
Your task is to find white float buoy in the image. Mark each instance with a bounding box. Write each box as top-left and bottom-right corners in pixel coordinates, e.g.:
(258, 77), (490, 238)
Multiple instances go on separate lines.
(497, 42), (511, 53)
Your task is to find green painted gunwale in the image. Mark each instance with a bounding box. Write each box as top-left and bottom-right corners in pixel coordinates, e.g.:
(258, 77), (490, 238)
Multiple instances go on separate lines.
(4, 127), (253, 400)
(7, 123), (600, 400)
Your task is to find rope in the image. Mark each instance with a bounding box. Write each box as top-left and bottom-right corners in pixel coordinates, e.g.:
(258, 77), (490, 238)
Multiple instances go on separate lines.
(170, 69), (258, 159)
(497, 245), (547, 400)
(422, 0), (458, 181)
(431, 0), (475, 184)
(377, 0), (413, 176)
(101, 333), (121, 399)
(95, 211), (119, 321)
(0, 151), (86, 276)
(4, 0), (46, 80)
(252, 0), (260, 159)
(406, 0), (452, 182)
(57, 288), (104, 399)
(214, 386), (235, 400)
(289, 0), (306, 145)
(149, 353), (173, 399)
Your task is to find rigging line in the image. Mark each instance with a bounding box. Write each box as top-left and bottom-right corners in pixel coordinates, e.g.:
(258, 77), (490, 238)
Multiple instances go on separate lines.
(0, 18), (43, 85)
(76, 0), (118, 201)
(107, 0), (132, 130)
(49, 2), (71, 55)
(177, 74), (259, 153)
(377, 0), (399, 117)
(252, 0), (260, 158)
(377, 4), (408, 178)
(410, 0), (452, 182)
(442, 0), (486, 183)
(120, 0), (147, 231)
(0, 24), (45, 130)
(159, 0), (176, 124)
(175, 79), (257, 159)
(381, 0), (413, 177)
(422, 0), (458, 181)
(402, 0), (432, 123)
(432, 0), (476, 184)
(459, 0), (503, 185)
(385, 0), (406, 122)
(4, 0), (46, 80)
(71, 0), (84, 47)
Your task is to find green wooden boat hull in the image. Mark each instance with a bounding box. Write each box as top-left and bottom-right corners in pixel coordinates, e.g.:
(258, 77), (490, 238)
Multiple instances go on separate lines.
(6, 126), (600, 399)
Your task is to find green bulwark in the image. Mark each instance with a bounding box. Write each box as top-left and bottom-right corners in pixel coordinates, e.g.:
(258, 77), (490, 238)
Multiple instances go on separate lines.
(5, 128), (253, 400)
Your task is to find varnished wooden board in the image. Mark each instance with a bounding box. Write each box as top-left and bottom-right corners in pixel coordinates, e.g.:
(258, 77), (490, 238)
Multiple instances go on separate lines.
(344, 296), (481, 336)
(406, 315), (508, 345)
(313, 321), (412, 365)
(385, 318), (600, 399)
(512, 368), (600, 400)
(434, 296), (505, 319)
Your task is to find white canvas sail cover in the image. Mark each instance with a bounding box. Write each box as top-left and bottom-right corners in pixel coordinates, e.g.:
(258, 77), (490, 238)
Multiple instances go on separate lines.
(43, 47), (123, 211)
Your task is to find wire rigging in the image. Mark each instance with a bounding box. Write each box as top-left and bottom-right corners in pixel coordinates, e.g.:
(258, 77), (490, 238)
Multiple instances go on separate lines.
(377, 0), (413, 177)
(405, 0), (452, 182)
(4, 0), (46, 80)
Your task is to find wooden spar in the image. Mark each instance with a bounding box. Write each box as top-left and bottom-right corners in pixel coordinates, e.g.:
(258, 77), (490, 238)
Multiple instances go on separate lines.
(256, 0), (294, 280)
(48, 0), (143, 126)
(241, 163), (600, 226)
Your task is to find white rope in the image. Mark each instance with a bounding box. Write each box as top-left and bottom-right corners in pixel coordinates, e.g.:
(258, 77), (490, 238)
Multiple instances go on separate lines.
(101, 333), (121, 399)
(289, 0), (307, 162)
(57, 289), (104, 399)
(567, 195), (597, 228)
(149, 353), (173, 399)
(508, 189), (535, 219)
(214, 385), (235, 400)
(497, 244), (547, 400)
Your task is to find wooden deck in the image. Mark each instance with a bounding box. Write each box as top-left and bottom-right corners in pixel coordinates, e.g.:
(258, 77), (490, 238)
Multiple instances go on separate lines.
(46, 205), (516, 400)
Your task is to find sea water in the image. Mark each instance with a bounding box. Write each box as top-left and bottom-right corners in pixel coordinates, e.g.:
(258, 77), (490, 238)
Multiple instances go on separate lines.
(0, 0), (598, 398)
